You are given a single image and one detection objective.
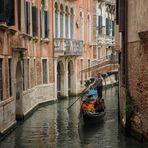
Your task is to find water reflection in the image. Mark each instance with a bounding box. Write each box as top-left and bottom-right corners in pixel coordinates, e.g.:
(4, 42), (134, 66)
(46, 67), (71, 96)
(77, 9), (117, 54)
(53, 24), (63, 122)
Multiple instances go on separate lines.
(0, 86), (148, 148)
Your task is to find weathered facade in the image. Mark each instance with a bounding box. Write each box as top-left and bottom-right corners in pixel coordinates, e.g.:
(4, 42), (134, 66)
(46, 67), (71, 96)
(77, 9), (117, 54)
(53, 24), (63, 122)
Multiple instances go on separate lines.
(116, 0), (148, 141)
(53, 0), (94, 98)
(0, 0), (95, 136)
(0, 0), (55, 135)
(85, 0), (118, 85)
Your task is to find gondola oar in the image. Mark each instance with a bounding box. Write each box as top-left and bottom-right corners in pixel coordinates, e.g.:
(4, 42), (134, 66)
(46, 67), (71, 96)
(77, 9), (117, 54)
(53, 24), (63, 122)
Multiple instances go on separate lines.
(67, 87), (89, 110)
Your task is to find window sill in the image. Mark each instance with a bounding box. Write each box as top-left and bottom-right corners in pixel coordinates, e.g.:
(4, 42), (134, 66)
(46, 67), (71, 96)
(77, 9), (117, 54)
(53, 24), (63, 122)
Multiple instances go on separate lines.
(41, 38), (50, 43)
(19, 32), (32, 40)
(0, 23), (8, 31)
(7, 27), (17, 35)
(33, 36), (38, 42)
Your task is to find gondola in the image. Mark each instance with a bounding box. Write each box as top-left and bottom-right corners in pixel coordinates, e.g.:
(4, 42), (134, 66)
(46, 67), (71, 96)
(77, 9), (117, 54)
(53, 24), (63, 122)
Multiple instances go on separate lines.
(79, 89), (106, 124)
(80, 109), (105, 124)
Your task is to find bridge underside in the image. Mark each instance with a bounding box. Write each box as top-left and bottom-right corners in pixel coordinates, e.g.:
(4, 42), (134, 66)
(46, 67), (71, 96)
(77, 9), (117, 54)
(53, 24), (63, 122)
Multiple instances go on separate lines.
(81, 62), (119, 77)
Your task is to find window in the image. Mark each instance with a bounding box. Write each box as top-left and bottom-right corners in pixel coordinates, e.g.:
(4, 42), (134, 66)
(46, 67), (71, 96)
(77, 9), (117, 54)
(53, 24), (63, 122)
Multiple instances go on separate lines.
(112, 21), (115, 36)
(88, 59), (91, 77)
(18, 0), (25, 31)
(22, 60), (25, 90)
(27, 59), (30, 89)
(54, 2), (58, 38)
(34, 59), (37, 85)
(42, 59), (47, 84)
(80, 59), (83, 85)
(8, 59), (12, 96)
(70, 8), (74, 39)
(106, 17), (110, 35)
(32, 6), (38, 36)
(0, 0), (15, 25)
(80, 11), (84, 40)
(87, 14), (91, 44)
(65, 6), (69, 38)
(60, 4), (64, 38)
(40, 0), (49, 38)
(18, 0), (21, 30)
(0, 59), (3, 101)
(26, 0), (30, 34)
(98, 15), (102, 34)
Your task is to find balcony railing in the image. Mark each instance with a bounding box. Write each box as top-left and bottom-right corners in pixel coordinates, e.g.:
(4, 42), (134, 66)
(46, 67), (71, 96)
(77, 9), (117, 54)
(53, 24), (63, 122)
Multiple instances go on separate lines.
(97, 35), (115, 46)
(54, 38), (83, 56)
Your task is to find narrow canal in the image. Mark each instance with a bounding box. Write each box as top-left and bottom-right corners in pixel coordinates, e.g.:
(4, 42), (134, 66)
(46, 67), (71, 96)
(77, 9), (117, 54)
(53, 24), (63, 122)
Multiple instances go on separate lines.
(0, 86), (147, 148)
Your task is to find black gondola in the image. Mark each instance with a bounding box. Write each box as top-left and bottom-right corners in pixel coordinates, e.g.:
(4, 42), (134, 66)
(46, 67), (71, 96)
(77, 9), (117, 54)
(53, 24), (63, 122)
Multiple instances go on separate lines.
(80, 110), (105, 124)
(79, 89), (106, 124)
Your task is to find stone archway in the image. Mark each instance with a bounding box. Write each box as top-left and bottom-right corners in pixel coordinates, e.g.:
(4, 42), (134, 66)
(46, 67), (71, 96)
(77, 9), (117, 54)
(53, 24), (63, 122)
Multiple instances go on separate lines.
(57, 61), (64, 98)
(15, 61), (23, 119)
(68, 60), (74, 96)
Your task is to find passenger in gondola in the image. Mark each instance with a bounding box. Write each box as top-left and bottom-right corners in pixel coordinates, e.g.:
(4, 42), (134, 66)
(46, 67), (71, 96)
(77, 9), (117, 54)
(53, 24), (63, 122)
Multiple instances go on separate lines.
(94, 97), (105, 112)
(81, 90), (97, 113)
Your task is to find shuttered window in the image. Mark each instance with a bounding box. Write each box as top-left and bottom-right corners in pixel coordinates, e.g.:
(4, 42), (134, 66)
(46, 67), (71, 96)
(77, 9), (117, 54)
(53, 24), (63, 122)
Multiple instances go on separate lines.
(119, 0), (125, 32)
(32, 6), (38, 36)
(98, 15), (102, 34)
(0, 59), (3, 101)
(55, 12), (58, 38)
(0, 0), (15, 25)
(42, 59), (47, 84)
(44, 11), (49, 38)
(0, 0), (5, 22)
(18, 0), (21, 30)
(60, 13), (63, 38)
(27, 59), (30, 89)
(26, 1), (30, 34)
(112, 21), (115, 36)
(106, 18), (110, 35)
(22, 60), (25, 90)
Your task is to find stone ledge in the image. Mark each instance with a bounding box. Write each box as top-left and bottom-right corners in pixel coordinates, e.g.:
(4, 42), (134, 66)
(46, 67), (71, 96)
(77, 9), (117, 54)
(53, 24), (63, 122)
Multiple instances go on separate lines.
(0, 121), (17, 142)
(0, 97), (14, 107)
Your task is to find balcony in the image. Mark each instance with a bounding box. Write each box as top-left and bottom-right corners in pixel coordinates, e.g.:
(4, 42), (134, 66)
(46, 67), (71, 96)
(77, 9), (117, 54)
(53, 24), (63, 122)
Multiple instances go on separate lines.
(97, 35), (115, 47)
(54, 38), (83, 57)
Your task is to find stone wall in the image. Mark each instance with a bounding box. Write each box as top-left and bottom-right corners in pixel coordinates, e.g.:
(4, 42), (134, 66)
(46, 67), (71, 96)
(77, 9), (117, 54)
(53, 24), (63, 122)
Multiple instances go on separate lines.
(128, 41), (148, 140)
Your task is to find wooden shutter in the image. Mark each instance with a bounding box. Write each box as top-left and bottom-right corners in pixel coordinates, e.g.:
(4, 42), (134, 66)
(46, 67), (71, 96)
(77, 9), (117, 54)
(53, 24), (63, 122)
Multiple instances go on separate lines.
(18, 0), (21, 30)
(98, 15), (102, 34)
(44, 10), (49, 38)
(119, 0), (125, 32)
(26, 1), (30, 34)
(6, 0), (15, 25)
(0, 0), (6, 22)
(106, 18), (110, 35)
(116, 0), (119, 24)
(32, 6), (38, 36)
(112, 21), (115, 36)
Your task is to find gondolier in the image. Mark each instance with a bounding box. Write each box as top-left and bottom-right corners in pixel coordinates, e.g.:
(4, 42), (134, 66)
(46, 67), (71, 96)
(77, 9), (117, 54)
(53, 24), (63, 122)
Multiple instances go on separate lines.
(89, 73), (104, 99)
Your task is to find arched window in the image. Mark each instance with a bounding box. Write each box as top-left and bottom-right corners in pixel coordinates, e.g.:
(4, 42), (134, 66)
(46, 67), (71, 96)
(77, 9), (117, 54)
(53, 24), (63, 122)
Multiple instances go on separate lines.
(40, 0), (49, 38)
(65, 6), (69, 38)
(70, 8), (74, 39)
(106, 12), (110, 35)
(98, 8), (102, 35)
(60, 4), (64, 38)
(80, 11), (84, 40)
(87, 14), (91, 44)
(54, 2), (58, 38)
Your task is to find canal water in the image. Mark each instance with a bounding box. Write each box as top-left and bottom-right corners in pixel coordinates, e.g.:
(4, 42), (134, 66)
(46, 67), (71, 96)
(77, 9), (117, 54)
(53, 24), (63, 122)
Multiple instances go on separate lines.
(0, 86), (148, 148)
